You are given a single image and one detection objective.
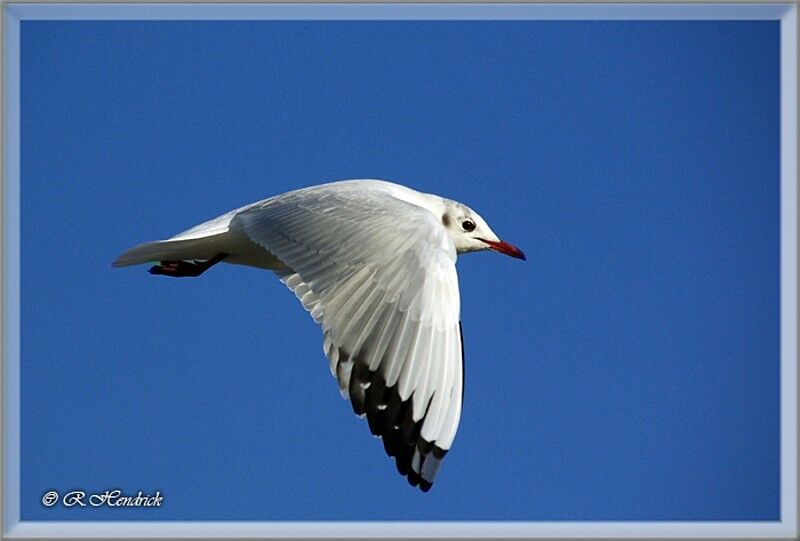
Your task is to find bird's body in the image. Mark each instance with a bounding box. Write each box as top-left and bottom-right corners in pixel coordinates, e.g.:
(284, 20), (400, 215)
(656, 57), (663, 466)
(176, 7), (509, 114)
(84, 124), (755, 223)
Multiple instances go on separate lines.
(114, 179), (524, 492)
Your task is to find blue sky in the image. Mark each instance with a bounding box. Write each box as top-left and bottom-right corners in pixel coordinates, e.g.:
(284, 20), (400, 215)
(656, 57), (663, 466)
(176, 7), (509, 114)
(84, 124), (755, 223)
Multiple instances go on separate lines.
(19, 19), (779, 521)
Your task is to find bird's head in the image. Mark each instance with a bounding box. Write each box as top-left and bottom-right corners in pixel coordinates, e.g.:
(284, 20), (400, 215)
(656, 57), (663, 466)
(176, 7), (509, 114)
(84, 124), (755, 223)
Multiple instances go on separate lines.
(441, 201), (526, 260)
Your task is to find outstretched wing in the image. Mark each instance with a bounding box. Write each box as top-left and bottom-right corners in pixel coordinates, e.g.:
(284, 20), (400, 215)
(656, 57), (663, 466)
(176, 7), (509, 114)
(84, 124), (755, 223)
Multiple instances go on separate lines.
(233, 182), (463, 491)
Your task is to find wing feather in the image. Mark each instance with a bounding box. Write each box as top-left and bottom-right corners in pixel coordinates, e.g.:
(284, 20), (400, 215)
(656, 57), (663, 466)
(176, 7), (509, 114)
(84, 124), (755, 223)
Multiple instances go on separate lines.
(236, 182), (463, 491)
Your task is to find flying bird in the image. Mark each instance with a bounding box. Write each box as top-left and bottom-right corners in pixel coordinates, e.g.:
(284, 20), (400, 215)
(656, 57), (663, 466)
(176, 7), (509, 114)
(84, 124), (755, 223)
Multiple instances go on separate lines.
(113, 179), (525, 492)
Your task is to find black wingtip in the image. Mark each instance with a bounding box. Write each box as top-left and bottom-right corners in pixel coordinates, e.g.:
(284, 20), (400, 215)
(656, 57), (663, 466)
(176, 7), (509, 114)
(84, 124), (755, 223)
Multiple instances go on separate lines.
(406, 469), (434, 492)
(352, 360), (450, 494)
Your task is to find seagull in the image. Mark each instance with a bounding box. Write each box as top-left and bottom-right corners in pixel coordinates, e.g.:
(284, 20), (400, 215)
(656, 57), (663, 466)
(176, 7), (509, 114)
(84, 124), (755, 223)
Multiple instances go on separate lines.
(113, 179), (525, 492)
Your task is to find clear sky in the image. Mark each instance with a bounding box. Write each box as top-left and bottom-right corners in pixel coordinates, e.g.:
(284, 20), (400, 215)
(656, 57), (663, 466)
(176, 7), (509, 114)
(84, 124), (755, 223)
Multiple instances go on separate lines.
(20, 19), (779, 521)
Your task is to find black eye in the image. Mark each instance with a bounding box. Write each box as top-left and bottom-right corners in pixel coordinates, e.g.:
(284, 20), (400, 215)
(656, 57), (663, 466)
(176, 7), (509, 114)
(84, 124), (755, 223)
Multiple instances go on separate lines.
(461, 219), (475, 232)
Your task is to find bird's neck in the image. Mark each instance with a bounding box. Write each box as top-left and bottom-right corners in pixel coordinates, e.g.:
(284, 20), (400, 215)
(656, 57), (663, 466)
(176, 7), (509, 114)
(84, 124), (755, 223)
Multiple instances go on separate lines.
(381, 183), (447, 219)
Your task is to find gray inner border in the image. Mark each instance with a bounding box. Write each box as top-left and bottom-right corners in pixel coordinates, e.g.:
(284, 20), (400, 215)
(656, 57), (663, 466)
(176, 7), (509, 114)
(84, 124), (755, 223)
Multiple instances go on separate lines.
(2, 2), (797, 539)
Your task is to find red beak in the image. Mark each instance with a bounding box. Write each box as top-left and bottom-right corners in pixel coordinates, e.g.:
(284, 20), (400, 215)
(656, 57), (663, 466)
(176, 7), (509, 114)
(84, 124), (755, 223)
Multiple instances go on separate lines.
(481, 239), (526, 261)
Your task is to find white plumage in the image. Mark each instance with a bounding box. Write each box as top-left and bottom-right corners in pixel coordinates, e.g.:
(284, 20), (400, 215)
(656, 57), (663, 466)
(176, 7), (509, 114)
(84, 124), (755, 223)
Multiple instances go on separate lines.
(114, 179), (524, 491)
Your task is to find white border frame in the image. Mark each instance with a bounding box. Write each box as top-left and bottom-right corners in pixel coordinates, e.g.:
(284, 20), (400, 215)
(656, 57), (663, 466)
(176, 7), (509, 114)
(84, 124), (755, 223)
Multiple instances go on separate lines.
(2, 3), (797, 539)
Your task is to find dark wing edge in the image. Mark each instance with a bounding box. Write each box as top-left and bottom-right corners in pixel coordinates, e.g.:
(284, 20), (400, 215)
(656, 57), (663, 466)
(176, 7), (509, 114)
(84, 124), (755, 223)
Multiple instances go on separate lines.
(343, 322), (464, 492)
(343, 346), (443, 492)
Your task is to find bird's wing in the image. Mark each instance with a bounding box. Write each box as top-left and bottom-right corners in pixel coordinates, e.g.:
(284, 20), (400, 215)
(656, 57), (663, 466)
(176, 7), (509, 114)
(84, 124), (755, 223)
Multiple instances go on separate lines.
(233, 183), (463, 491)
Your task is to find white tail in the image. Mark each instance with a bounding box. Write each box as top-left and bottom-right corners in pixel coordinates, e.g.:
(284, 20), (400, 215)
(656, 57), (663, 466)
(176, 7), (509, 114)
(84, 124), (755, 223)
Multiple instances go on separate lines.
(112, 234), (228, 268)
